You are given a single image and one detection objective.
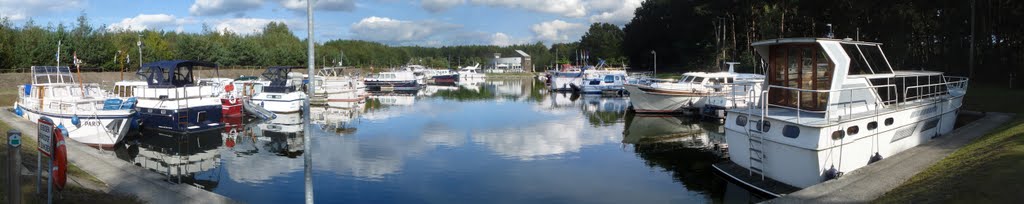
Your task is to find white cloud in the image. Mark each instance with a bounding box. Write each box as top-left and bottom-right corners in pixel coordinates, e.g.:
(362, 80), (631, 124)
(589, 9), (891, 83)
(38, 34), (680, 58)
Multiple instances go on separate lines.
(278, 0), (356, 12)
(214, 18), (280, 35)
(189, 0), (263, 16)
(490, 32), (513, 46)
(350, 16), (459, 45)
(530, 20), (585, 44)
(108, 14), (187, 32)
(586, 0), (642, 25)
(421, 0), (464, 13)
(469, 0), (586, 18)
(0, 0), (84, 21)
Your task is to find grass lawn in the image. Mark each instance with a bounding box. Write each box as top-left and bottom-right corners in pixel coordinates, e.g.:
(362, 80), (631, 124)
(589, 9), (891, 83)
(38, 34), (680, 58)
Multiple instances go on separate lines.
(874, 84), (1024, 203)
(0, 120), (143, 204)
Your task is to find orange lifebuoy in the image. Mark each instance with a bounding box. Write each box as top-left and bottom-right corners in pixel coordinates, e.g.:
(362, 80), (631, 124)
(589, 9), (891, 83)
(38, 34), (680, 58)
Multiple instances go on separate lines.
(225, 83), (235, 92)
(52, 127), (68, 190)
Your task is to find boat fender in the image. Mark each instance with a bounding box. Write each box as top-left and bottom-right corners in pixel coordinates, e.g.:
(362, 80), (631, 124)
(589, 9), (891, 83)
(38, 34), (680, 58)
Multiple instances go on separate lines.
(56, 124), (70, 140)
(869, 152), (883, 164)
(823, 165), (840, 181)
(15, 106), (22, 116)
(225, 83), (235, 93)
(52, 127), (68, 190)
(71, 115), (81, 127)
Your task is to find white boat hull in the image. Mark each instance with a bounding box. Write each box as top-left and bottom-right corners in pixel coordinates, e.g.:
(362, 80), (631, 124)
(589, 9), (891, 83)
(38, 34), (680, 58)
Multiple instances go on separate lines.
(624, 84), (709, 113)
(17, 104), (133, 146)
(251, 92), (307, 113)
(724, 96), (964, 188)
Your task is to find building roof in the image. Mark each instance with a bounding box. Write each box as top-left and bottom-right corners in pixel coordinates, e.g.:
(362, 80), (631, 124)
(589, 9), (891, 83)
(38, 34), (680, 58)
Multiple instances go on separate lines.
(514, 50), (530, 58)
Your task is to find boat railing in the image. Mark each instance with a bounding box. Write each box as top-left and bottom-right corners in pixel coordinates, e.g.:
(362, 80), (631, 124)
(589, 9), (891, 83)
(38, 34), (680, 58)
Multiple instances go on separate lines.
(903, 77), (970, 102)
(758, 84), (895, 124)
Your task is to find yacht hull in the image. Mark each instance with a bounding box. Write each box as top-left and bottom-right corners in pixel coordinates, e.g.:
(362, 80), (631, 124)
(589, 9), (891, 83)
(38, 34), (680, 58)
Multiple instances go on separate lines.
(721, 96), (963, 190)
(624, 84), (710, 113)
(18, 104), (134, 146)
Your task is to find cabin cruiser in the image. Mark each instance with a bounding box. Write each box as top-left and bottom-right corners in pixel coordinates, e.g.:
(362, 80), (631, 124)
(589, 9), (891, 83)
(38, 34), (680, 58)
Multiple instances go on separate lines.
(365, 70), (420, 91)
(457, 63), (486, 80)
(713, 38), (969, 197)
(129, 60), (224, 133)
(625, 65), (764, 113)
(251, 66), (307, 113)
(311, 67), (366, 106)
(430, 69), (459, 85)
(549, 64), (585, 91)
(581, 73), (627, 95)
(230, 75), (271, 99)
(15, 66), (136, 146)
(198, 77), (243, 117)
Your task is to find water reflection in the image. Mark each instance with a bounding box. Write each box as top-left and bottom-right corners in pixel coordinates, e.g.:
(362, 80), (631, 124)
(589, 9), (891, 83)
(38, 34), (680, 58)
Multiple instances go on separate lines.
(112, 78), (763, 203)
(115, 130), (225, 190)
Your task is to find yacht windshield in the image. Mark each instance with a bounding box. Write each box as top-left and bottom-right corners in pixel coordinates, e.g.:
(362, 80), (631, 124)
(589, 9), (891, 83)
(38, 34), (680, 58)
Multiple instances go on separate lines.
(691, 77), (705, 84)
(679, 76), (692, 83)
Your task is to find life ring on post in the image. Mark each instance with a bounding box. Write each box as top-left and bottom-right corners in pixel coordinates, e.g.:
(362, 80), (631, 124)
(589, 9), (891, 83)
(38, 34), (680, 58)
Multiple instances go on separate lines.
(52, 127), (68, 190)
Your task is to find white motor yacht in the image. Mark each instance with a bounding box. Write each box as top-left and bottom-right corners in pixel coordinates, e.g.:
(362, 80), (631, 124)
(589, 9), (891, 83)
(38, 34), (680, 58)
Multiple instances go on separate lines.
(625, 65), (764, 113)
(251, 66), (308, 113)
(312, 67), (366, 107)
(457, 63), (486, 80)
(714, 38), (969, 197)
(15, 66), (136, 146)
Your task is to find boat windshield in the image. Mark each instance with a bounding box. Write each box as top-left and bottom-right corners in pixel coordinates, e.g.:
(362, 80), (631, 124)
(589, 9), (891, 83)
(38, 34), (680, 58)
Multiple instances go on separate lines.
(690, 77), (705, 84)
(679, 76), (693, 83)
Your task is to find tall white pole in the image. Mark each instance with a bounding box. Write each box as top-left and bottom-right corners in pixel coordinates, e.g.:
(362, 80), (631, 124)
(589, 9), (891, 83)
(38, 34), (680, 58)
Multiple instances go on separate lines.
(304, 0), (315, 203)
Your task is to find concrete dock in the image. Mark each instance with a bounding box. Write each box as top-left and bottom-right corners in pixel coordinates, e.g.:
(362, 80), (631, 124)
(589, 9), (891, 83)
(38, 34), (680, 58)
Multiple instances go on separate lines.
(0, 110), (237, 204)
(769, 112), (1014, 203)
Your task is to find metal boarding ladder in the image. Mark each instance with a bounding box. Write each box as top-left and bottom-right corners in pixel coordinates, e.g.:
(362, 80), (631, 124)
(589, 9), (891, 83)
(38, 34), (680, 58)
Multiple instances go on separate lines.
(745, 90), (769, 180)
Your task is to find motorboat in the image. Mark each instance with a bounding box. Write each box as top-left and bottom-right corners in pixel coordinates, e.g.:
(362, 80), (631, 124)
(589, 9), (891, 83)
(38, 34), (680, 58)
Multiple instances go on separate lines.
(549, 64), (584, 91)
(250, 66), (308, 113)
(457, 63), (486, 80)
(15, 66), (136, 146)
(198, 77), (243, 117)
(624, 65), (764, 113)
(131, 60), (224, 133)
(365, 70), (420, 91)
(230, 75), (271, 99)
(713, 38), (969, 197)
(311, 67), (366, 106)
(581, 73), (627, 95)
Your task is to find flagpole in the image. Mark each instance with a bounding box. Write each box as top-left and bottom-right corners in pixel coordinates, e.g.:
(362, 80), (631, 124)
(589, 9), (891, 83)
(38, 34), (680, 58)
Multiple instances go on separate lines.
(73, 52), (85, 97)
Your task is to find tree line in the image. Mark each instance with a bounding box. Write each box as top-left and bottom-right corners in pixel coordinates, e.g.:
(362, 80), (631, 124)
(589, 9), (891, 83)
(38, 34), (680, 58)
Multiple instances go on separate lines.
(621, 0), (1023, 87)
(1, 0), (1021, 87)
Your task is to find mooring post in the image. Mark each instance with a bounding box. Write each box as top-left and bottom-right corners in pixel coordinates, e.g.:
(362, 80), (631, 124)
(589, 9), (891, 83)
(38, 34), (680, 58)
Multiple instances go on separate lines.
(7, 130), (22, 203)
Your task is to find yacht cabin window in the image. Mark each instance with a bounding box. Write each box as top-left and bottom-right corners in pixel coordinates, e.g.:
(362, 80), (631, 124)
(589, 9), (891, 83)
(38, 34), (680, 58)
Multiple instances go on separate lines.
(690, 77), (705, 84)
(768, 43), (834, 111)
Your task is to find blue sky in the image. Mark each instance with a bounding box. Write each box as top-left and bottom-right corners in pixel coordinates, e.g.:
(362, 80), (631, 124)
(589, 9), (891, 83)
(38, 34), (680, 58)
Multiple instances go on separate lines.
(0, 0), (643, 46)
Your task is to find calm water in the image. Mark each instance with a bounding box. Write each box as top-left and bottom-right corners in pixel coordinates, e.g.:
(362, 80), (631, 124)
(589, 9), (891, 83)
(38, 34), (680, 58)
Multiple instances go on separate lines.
(114, 78), (765, 203)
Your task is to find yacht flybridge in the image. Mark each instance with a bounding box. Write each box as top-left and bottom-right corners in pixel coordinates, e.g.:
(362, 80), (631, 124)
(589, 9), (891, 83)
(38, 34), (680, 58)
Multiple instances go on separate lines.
(713, 38), (969, 197)
(133, 60), (224, 133)
(16, 66), (136, 146)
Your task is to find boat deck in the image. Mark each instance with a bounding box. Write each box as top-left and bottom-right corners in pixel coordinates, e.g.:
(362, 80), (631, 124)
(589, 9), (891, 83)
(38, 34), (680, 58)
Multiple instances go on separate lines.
(730, 96), (957, 127)
(712, 162), (801, 198)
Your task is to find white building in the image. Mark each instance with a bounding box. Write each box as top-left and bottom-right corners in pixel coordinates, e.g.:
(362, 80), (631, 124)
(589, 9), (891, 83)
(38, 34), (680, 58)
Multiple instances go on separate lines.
(487, 50), (533, 73)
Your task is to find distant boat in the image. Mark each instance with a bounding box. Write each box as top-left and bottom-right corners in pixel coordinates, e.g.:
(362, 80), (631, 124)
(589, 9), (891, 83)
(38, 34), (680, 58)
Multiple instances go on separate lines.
(365, 70), (420, 91)
(549, 64), (584, 91)
(250, 66), (308, 113)
(311, 67), (367, 107)
(16, 66), (136, 146)
(625, 65), (764, 113)
(131, 60), (224, 133)
(581, 73), (627, 95)
(457, 63), (486, 80)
